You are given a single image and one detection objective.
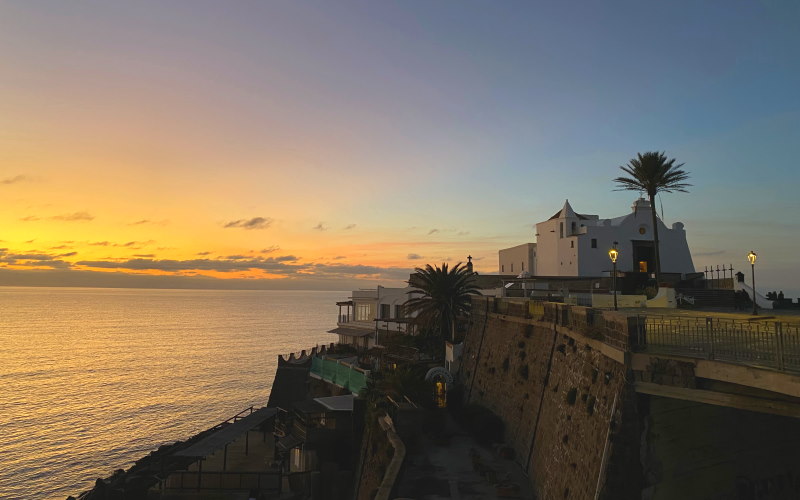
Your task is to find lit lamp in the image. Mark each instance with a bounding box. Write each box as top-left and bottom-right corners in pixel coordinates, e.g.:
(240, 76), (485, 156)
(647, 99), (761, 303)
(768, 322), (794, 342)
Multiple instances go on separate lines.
(609, 243), (619, 311)
(747, 251), (757, 315)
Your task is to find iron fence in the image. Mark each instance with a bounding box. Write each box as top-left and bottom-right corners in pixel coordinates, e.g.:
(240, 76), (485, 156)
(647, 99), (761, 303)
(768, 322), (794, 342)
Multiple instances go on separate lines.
(631, 315), (800, 373)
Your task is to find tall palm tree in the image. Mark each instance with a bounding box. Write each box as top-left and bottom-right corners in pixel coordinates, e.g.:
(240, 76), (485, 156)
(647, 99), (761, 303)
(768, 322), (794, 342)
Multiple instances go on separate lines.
(405, 262), (479, 343)
(614, 151), (691, 283)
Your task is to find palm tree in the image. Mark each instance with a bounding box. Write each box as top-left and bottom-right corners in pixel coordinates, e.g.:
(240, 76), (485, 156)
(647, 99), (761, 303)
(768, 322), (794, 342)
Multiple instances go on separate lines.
(614, 151), (691, 283)
(405, 262), (480, 343)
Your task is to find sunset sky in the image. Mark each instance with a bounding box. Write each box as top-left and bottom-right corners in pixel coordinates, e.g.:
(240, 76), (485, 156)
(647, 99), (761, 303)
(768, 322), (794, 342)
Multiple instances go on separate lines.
(1, 1), (799, 294)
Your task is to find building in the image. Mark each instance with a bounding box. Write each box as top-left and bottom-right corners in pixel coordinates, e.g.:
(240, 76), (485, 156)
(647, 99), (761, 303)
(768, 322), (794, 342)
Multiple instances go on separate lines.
(498, 242), (536, 276)
(331, 286), (413, 349)
(500, 198), (695, 278)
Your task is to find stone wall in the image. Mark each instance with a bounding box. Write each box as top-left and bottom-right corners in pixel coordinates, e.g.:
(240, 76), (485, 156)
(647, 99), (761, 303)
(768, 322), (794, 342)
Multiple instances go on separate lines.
(459, 297), (630, 499)
(642, 396), (800, 499)
(352, 420), (394, 500)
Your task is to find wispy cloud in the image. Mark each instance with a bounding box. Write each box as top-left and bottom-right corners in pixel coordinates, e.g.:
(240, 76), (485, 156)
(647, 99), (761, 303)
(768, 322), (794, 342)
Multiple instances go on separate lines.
(1, 175), (29, 185)
(313, 222), (328, 231)
(407, 253), (424, 260)
(428, 229), (439, 235)
(128, 219), (168, 226)
(694, 250), (726, 257)
(20, 216), (40, 221)
(224, 217), (273, 230)
(50, 211), (94, 222)
(344, 224), (356, 230)
(260, 245), (280, 254)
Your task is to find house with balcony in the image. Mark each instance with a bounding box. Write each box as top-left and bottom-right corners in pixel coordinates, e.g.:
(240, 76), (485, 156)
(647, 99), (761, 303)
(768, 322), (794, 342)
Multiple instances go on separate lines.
(330, 285), (415, 349)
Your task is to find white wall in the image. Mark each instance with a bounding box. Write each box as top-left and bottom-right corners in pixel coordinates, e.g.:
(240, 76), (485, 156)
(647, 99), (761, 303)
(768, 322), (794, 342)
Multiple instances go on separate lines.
(498, 243), (536, 275)
(534, 199), (694, 277)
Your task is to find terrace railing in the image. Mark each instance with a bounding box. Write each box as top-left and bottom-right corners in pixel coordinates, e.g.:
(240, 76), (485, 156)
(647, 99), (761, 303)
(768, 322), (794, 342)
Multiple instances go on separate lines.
(631, 315), (800, 373)
(310, 356), (370, 394)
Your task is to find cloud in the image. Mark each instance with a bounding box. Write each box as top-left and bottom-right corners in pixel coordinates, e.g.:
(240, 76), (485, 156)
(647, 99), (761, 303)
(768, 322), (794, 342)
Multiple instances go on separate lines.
(88, 240), (154, 248)
(428, 229), (439, 235)
(407, 253), (424, 260)
(224, 217), (273, 230)
(20, 216), (40, 221)
(196, 251), (212, 256)
(0, 249), (73, 269)
(344, 224), (356, 230)
(59, 252), (78, 257)
(50, 245), (72, 250)
(694, 250), (726, 257)
(134, 254), (155, 258)
(333, 256), (346, 260)
(50, 211), (94, 222)
(76, 256), (305, 274)
(1, 175), (29, 185)
(260, 245), (280, 254)
(457, 231), (470, 236)
(313, 222), (327, 231)
(127, 219), (168, 226)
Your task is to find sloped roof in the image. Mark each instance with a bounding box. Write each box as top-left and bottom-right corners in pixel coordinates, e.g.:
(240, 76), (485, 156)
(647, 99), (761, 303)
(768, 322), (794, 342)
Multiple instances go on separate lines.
(174, 407), (278, 457)
(328, 326), (374, 337)
(548, 199), (590, 220)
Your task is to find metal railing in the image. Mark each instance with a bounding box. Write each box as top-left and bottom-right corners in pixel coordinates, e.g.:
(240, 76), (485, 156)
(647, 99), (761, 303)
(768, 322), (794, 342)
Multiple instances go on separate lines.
(310, 355), (370, 394)
(165, 470), (282, 491)
(631, 315), (800, 373)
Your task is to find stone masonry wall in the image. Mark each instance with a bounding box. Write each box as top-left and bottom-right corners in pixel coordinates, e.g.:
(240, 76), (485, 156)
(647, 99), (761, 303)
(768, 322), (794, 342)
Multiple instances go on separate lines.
(459, 298), (629, 500)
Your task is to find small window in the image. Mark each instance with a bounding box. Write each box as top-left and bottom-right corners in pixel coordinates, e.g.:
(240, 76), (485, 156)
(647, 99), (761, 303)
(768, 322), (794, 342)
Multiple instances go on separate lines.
(570, 241), (574, 248)
(380, 303), (390, 319)
(591, 238), (597, 248)
(511, 263), (514, 272)
(501, 265), (505, 273)
(394, 304), (404, 319)
(571, 222), (576, 234)
(521, 262), (525, 271)
(560, 222), (564, 238)
(639, 261), (648, 272)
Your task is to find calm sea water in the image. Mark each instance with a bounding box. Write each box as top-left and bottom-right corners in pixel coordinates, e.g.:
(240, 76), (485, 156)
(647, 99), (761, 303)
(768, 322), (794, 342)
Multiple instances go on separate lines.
(0, 287), (343, 500)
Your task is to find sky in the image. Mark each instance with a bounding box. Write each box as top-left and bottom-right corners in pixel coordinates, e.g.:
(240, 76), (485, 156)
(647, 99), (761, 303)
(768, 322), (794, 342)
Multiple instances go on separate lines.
(1, 1), (799, 294)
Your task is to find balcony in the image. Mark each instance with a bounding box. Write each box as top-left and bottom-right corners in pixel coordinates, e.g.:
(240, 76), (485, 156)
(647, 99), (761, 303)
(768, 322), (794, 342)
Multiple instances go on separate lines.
(310, 355), (370, 394)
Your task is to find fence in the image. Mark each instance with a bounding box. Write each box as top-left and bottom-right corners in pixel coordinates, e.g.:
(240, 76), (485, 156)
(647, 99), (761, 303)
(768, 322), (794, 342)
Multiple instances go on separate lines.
(631, 315), (800, 373)
(310, 356), (370, 394)
(165, 470), (282, 491)
(482, 297), (800, 374)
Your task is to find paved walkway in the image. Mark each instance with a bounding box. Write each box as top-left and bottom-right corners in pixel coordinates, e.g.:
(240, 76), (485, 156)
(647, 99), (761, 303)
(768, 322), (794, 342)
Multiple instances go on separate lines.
(394, 412), (534, 500)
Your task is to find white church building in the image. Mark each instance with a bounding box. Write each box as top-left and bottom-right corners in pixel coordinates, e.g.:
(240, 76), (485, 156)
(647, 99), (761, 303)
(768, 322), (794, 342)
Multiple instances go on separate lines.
(499, 198), (695, 278)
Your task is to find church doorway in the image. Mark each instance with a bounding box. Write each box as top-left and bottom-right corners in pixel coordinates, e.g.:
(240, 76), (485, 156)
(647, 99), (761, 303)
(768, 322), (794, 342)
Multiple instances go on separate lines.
(631, 240), (655, 275)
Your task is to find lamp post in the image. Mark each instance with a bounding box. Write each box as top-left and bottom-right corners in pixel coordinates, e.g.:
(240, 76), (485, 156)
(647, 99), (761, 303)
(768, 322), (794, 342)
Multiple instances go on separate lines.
(609, 243), (619, 311)
(747, 251), (757, 315)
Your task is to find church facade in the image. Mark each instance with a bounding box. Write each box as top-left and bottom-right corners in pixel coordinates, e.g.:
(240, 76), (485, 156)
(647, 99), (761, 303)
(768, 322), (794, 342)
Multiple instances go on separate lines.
(500, 198), (695, 278)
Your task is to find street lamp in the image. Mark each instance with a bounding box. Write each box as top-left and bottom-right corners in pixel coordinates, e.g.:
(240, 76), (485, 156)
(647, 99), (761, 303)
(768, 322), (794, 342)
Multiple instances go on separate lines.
(747, 250), (757, 315)
(609, 243), (619, 311)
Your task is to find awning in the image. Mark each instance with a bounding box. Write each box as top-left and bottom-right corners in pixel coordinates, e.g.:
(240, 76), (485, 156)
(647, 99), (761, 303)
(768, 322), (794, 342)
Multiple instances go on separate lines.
(327, 327), (374, 338)
(174, 407), (278, 457)
(276, 434), (304, 452)
(314, 394), (355, 411)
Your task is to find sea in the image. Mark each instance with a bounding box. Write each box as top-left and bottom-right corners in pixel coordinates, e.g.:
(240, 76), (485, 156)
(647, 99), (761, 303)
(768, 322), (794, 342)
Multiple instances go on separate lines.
(0, 287), (343, 500)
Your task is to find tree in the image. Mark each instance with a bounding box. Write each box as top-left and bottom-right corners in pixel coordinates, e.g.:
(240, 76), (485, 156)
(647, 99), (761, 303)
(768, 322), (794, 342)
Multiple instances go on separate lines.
(405, 262), (480, 344)
(613, 151), (691, 283)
